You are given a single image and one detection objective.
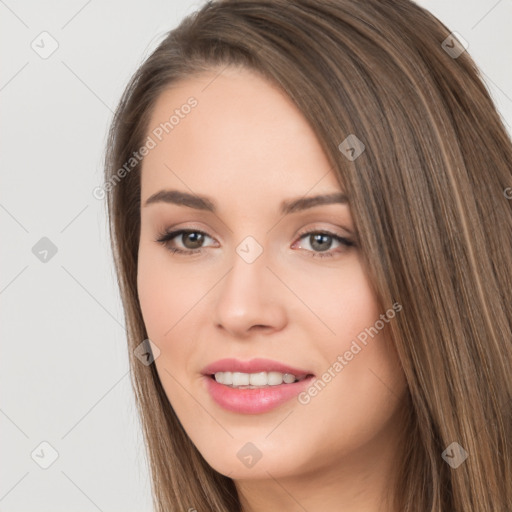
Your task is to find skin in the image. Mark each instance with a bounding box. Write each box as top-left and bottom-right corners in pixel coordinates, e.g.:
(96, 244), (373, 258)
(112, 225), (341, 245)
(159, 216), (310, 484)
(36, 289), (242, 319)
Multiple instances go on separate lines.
(137, 66), (409, 512)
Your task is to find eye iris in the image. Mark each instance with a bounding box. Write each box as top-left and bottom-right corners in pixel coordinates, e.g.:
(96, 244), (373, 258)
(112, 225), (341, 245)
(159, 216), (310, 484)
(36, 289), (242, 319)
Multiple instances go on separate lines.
(183, 232), (204, 249)
(310, 233), (332, 252)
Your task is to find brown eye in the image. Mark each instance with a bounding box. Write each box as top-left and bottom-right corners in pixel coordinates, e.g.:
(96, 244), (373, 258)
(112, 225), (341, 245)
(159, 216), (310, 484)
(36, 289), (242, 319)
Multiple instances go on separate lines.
(180, 231), (205, 249)
(156, 229), (214, 255)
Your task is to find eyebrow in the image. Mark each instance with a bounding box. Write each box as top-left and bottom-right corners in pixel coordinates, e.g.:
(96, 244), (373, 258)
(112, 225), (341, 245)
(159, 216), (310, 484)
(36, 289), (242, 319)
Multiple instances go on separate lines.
(143, 189), (348, 215)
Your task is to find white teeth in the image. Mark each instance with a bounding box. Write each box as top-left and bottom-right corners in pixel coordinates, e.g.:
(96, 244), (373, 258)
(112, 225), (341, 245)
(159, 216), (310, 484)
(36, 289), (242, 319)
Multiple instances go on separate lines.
(231, 372), (250, 386)
(267, 371), (283, 385)
(283, 373), (296, 384)
(214, 371), (300, 387)
(249, 372), (267, 386)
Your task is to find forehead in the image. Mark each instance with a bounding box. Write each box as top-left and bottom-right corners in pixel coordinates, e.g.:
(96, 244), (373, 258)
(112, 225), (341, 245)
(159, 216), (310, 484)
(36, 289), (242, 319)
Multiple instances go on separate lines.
(140, 67), (342, 206)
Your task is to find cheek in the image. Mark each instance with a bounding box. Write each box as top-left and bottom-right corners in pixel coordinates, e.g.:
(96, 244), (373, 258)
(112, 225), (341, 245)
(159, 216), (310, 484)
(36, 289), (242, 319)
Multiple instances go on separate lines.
(137, 240), (215, 380)
(137, 260), (169, 339)
(137, 246), (200, 405)
(294, 259), (404, 412)
(137, 241), (204, 339)
(325, 267), (402, 389)
(291, 256), (382, 349)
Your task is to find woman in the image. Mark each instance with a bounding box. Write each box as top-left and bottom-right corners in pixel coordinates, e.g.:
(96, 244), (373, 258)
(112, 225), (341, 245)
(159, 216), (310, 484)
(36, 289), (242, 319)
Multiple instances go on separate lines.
(103, 0), (512, 510)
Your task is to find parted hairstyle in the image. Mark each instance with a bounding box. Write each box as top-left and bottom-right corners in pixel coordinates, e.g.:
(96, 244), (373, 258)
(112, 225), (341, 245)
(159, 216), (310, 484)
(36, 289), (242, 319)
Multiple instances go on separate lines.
(103, 0), (512, 510)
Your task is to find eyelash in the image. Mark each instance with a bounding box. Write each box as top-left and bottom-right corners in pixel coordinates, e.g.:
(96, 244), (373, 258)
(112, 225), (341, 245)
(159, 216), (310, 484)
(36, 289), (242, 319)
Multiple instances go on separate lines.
(155, 228), (355, 259)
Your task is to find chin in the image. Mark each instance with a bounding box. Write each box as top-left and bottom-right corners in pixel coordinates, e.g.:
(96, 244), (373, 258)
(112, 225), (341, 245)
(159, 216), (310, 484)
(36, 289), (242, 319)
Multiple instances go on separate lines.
(198, 442), (308, 481)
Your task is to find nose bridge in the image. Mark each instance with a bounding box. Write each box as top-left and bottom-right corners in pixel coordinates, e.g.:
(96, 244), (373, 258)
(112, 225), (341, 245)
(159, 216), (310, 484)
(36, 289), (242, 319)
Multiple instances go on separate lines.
(222, 233), (271, 306)
(213, 233), (287, 335)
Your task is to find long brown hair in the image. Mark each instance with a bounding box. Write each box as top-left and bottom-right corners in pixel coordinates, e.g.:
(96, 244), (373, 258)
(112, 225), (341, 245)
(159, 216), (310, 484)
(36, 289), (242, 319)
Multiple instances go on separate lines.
(103, 0), (512, 510)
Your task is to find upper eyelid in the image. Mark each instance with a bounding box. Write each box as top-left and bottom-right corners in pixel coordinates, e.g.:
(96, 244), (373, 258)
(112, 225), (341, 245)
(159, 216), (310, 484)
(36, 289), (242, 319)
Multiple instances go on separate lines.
(158, 220), (353, 238)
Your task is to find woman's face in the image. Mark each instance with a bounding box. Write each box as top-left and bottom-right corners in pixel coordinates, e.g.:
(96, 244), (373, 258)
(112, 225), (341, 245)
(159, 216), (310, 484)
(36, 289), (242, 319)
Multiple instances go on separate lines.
(137, 66), (408, 483)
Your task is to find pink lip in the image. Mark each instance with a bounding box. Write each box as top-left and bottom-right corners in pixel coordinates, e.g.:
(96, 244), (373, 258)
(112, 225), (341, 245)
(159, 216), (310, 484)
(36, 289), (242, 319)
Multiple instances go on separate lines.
(201, 358), (315, 415)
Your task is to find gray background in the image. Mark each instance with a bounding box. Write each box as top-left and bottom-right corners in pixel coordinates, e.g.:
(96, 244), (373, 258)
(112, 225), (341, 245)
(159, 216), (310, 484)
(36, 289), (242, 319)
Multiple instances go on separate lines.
(1, 0), (511, 510)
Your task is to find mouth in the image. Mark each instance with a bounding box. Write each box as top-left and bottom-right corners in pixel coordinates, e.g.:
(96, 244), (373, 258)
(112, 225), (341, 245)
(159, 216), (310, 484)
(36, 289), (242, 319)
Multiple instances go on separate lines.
(207, 371), (314, 389)
(200, 358), (316, 414)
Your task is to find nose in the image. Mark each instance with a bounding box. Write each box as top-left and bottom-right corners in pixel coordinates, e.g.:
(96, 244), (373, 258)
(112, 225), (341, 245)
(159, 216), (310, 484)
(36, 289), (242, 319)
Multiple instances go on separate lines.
(213, 244), (287, 339)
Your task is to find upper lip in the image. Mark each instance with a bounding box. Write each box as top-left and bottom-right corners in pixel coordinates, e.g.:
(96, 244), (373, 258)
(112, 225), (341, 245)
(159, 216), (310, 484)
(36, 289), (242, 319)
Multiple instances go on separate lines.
(201, 358), (315, 378)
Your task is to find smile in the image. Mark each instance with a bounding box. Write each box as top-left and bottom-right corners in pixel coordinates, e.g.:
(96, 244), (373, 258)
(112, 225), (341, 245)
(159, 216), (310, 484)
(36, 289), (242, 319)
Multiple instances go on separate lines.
(201, 358), (315, 414)
(212, 371), (309, 387)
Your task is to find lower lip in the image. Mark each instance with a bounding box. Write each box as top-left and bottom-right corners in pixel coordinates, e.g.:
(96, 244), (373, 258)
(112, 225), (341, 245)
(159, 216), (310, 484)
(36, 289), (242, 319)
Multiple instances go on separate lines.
(203, 375), (315, 414)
